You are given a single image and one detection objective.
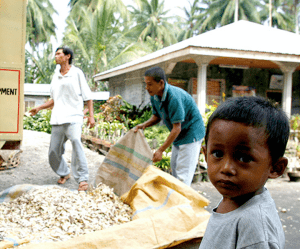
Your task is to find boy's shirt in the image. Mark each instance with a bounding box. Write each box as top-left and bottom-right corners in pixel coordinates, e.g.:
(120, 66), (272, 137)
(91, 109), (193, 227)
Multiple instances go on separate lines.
(199, 188), (285, 249)
(150, 82), (205, 146)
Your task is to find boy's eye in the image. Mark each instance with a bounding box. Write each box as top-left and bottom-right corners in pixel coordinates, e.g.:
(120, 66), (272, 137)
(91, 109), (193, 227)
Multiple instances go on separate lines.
(212, 150), (223, 158)
(236, 153), (253, 163)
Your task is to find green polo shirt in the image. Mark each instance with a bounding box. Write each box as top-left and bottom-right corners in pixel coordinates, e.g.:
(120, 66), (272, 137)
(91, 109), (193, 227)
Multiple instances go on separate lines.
(150, 82), (205, 146)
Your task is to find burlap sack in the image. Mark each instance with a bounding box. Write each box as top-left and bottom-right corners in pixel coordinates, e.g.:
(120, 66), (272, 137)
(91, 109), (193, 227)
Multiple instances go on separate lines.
(94, 129), (153, 196)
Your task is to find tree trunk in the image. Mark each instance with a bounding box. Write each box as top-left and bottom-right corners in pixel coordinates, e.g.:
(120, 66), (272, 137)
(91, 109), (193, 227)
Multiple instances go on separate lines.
(235, 0), (239, 22)
(295, 0), (299, 34)
(269, 0), (272, 27)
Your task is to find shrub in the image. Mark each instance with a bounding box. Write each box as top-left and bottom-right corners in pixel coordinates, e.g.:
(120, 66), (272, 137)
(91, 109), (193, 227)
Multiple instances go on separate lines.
(23, 109), (52, 134)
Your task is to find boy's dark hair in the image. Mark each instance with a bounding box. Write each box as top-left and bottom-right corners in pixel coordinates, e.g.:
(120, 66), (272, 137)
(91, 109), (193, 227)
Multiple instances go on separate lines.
(205, 96), (290, 163)
(144, 66), (167, 83)
(56, 46), (74, 64)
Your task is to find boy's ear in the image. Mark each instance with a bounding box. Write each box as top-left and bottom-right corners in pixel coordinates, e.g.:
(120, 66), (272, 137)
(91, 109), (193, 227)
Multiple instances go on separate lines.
(269, 157), (288, 179)
(202, 145), (207, 163)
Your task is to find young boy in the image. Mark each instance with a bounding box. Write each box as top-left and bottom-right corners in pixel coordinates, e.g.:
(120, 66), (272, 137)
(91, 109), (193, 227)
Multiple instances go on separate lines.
(200, 96), (289, 249)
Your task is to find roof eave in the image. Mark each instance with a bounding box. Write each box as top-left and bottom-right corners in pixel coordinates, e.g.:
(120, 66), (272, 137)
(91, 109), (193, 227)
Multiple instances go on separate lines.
(93, 46), (300, 81)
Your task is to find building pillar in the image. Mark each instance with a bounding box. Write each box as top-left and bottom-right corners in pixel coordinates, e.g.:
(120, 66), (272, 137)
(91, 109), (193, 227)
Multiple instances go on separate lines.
(193, 56), (215, 115)
(197, 64), (208, 115)
(282, 71), (293, 118)
(274, 62), (299, 118)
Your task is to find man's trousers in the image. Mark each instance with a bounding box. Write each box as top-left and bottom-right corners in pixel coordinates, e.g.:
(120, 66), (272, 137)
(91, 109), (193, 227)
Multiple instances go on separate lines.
(48, 123), (88, 183)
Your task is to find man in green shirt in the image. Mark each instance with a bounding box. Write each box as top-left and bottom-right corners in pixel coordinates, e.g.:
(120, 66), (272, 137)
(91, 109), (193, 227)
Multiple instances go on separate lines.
(134, 66), (205, 186)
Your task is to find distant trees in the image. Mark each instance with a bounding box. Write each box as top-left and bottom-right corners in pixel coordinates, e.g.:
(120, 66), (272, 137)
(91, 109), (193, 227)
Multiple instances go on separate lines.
(63, 1), (151, 89)
(25, 0), (300, 86)
(199, 0), (261, 32)
(26, 0), (57, 47)
(128, 0), (177, 47)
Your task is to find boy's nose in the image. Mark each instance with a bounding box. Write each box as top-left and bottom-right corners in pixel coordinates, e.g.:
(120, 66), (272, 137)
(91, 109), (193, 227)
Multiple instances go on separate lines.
(221, 159), (237, 176)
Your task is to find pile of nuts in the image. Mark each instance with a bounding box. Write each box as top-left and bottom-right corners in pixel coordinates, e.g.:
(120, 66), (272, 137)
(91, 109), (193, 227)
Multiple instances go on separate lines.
(0, 183), (132, 245)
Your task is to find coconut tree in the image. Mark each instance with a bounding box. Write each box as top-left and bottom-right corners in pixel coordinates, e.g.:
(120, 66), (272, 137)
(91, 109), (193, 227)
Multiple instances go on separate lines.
(25, 44), (56, 84)
(176, 0), (210, 41)
(284, 0), (300, 33)
(128, 0), (177, 47)
(292, 0), (300, 34)
(68, 0), (130, 29)
(63, 3), (152, 89)
(200, 0), (261, 32)
(26, 0), (57, 48)
(260, 0), (293, 31)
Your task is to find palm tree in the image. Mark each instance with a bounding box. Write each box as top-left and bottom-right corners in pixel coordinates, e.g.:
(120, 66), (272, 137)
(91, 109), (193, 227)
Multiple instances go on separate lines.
(234, 0), (239, 22)
(68, 0), (130, 28)
(260, 0), (293, 31)
(26, 0), (57, 48)
(25, 44), (56, 84)
(176, 0), (210, 41)
(128, 0), (177, 47)
(284, 0), (300, 34)
(63, 3), (152, 89)
(200, 0), (261, 32)
(292, 0), (300, 34)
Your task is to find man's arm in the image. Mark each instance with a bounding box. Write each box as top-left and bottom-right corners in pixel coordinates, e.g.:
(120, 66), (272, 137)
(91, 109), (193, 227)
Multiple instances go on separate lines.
(86, 99), (95, 128)
(29, 99), (54, 116)
(133, 114), (161, 132)
(152, 122), (181, 163)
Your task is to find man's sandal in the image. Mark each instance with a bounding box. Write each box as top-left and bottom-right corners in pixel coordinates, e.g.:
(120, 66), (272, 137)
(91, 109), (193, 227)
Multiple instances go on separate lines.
(57, 174), (70, 184)
(78, 181), (89, 191)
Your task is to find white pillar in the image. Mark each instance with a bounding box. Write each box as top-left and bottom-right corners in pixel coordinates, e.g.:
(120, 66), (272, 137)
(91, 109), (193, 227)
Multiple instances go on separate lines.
(273, 61), (299, 119)
(197, 64), (208, 115)
(282, 71), (293, 118)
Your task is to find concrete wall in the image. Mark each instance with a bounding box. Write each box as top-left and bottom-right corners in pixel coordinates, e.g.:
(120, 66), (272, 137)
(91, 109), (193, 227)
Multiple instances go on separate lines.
(24, 95), (49, 112)
(109, 62), (168, 107)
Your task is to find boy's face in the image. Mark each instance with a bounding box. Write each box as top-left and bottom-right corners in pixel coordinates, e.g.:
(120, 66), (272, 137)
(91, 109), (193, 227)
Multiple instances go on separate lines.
(203, 119), (274, 201)
(144, 76), (164, 97)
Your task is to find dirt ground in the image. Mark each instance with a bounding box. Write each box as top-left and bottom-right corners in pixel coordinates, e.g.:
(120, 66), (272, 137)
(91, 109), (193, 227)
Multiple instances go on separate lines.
(1, 130), (300, 248)
(0, 130), (105, 192)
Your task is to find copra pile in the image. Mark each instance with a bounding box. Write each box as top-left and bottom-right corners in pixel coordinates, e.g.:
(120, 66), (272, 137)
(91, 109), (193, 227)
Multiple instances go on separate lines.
(0, 183), (132, 246)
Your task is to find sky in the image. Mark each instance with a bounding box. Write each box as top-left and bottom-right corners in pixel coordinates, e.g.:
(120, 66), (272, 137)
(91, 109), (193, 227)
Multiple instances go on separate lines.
(49, 0), (190, 51)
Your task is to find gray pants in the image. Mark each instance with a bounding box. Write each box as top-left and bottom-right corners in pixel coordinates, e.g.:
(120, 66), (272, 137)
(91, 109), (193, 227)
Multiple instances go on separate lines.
(170, 139), (202, 186)
(48, 123), (88, 183)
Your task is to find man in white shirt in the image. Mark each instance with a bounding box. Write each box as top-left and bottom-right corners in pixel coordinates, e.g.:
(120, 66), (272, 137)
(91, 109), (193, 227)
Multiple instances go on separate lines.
(30, 47), (95, 191)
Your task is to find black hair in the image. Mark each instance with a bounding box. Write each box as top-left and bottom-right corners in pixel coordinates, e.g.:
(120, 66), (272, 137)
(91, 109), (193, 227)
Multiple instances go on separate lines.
(144, 66), (167, 83)
(56, 46), (74, 64)
(205, 96), (290, 163)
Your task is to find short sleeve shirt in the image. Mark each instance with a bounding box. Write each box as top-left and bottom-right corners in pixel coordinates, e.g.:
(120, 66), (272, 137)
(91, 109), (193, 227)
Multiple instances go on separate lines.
(50, 65), (92, 125)
(199, 188), (285, 249)
(150, 82), (205, 146)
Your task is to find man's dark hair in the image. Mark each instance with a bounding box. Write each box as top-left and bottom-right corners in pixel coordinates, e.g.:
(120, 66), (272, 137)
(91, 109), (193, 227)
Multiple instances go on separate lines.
(144, 66), (167, 83)
(205, 96), (290, 163)
(56, 46), (74, 64)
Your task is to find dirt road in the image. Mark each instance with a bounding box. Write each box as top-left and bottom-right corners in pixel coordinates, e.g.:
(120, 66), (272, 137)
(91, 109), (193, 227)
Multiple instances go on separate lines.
(0, 130), (105, 192)
(1, 130), (299, 248)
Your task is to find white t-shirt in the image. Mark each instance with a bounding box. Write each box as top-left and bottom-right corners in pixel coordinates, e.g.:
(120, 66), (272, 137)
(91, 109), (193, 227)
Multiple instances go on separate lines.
(50, 65), (92, 125)
(199, 188), (285, 249)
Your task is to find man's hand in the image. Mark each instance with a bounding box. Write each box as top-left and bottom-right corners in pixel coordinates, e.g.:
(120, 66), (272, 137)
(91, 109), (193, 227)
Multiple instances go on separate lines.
(133, 124), (145, 133)
(152, 149), (163, 163)
(29, 107), (39, 116)
(87, 116), (95, 129)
